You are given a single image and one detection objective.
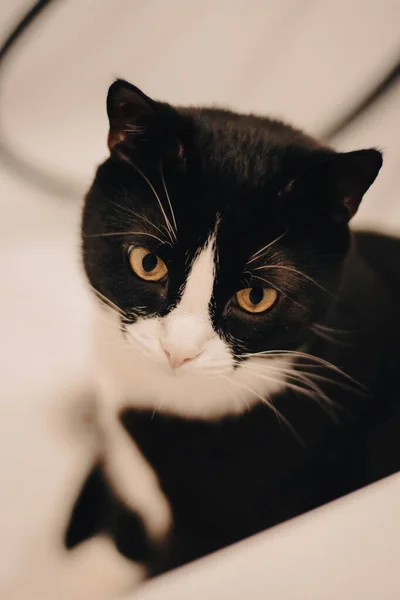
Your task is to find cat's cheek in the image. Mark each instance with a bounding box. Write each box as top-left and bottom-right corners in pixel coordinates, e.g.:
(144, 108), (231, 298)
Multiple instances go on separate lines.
(125, 317), (167, 364)
(182, 335), (236, 376)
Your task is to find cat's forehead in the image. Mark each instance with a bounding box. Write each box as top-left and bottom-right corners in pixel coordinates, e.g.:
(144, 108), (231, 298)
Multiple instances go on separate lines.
(91, 107), (323, 265)
(183, 107), (318, 185)
(95, 135), (291, 268)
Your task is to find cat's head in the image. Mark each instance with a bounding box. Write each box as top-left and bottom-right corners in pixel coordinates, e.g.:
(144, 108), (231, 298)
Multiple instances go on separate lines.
(82, 79), (382, 419)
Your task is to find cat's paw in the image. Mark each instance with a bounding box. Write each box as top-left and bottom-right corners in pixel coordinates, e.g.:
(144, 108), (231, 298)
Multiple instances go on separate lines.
(63, 536), (144, 600)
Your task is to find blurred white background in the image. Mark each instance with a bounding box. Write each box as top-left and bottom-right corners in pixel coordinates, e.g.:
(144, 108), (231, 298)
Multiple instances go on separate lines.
(0, 1), (399, 598)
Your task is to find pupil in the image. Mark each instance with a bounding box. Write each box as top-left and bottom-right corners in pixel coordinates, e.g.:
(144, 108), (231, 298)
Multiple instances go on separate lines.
(249, 287), (264, 305)
(142, 253), (158, 272)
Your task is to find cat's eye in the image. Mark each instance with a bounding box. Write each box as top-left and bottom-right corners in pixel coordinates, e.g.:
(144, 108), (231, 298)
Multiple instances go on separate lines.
(236, 287), (278, 313)
(129, 246), (168, 281)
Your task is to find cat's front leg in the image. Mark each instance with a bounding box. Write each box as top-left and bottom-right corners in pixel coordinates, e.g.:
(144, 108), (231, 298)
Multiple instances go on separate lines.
(99, 404), (173, 545)
(62, 535), (144, 600)
(95, 370), (172, 542)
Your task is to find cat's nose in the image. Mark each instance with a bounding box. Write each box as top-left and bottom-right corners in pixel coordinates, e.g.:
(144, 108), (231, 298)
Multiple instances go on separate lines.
(162, 343), (200, 369)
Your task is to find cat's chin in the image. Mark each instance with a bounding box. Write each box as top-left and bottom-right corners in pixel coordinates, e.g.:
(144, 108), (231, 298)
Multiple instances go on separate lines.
(93, 307), (291, 420)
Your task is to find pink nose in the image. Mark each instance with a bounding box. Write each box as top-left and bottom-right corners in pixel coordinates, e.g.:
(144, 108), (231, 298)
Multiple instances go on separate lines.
(162, 344), (199, 369)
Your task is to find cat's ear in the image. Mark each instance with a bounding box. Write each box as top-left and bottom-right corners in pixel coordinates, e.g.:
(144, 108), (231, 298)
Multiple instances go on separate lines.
(321, 149), (382, 220)
(106, 79), (163, 161)
(294, 149), (383, 222)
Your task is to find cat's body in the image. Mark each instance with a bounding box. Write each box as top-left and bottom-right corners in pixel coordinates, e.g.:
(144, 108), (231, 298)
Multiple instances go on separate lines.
(67, 80), (400, 581)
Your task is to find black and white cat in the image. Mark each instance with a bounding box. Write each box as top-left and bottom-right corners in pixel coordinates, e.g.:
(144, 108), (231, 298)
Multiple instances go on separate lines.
(67, 79), (400, 580)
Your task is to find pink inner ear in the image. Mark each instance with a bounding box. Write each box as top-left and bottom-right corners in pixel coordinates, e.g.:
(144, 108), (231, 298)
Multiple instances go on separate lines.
(343, 194), (361, 220)
(108, 129), (126, 151)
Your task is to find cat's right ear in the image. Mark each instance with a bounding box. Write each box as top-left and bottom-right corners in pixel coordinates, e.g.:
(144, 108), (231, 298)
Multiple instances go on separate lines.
(106, 79), (163, 161)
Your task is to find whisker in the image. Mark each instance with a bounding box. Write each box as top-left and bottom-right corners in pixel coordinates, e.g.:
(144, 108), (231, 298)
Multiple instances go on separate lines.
(89, 285), (126, 316)
(220, 375), (274, 413)
(127, 159), (176, 243)
(239, 349), (369, 394)
(140, 218), (168, 240)
(221, 375), (303, 444)
(263, 361), (331, 388)
(120, 202), (170, 241)
(159, 163), (177, 233)
(311, 327), (345, 346)
(96, 313), (126, 330)
(253, 265), (337, 299)
(252, 274), (308, 311)
(124, 125), (146, 134)
(295, 369), (360, 399)
(311, 324), (354, 346)
(151, 400), (163, 420)
(245, 361), (339, 411)
(312, 324), (352, 335)
(240, 363), (336, 423)
(241, 362), (324, 401)
(83, 230), (169, 246)
(202, 370), (235, 380)
(247, 230), (287, 265)
(202, 371), (232, 378)
(105, 192), (172, 245)
(112, 197), (163, 234)
(107, 196), (151, 226)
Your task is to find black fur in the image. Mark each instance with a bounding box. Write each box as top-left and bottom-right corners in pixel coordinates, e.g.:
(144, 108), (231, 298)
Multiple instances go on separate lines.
(65, 465), (152, 562)
(82, 80), (381, 354)
(67, 79), (399, 577)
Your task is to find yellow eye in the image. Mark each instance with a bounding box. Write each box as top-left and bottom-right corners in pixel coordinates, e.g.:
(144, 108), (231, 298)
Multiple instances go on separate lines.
(236, 287), (278, 313)
(129, 246), (168, 281)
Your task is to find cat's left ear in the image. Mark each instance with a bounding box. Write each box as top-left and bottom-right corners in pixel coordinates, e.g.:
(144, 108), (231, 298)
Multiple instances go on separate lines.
(323, 149), (382, 220)
(298, 149), (383, 222)
(106, 79), (165, 161)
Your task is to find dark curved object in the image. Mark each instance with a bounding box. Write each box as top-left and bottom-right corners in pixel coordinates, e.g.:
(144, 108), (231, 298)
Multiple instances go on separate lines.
(0, 1), (399, 196)
(323, 61), (400, 141)
(65, 463), (152, 562)
(0, 0), (82, 198)
(0, 0), (55, 62)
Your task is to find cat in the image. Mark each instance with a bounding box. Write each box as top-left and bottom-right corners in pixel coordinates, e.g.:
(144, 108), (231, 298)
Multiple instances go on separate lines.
(66, 78), (400, 581)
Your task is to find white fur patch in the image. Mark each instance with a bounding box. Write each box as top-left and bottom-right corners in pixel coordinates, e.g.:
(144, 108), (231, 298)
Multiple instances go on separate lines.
(96, 381), (172, 544)
(92, 233), (292, 543)
(63, 536), (144, 600)
(93, 234), (291, 420)
(160, 239), (216, 367)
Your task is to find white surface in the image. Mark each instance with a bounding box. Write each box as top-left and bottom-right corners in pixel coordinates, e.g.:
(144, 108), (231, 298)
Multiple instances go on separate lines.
(128, 473), (400, 600)
(0, 1), (399, 599)
(1, 0), (400, 189)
